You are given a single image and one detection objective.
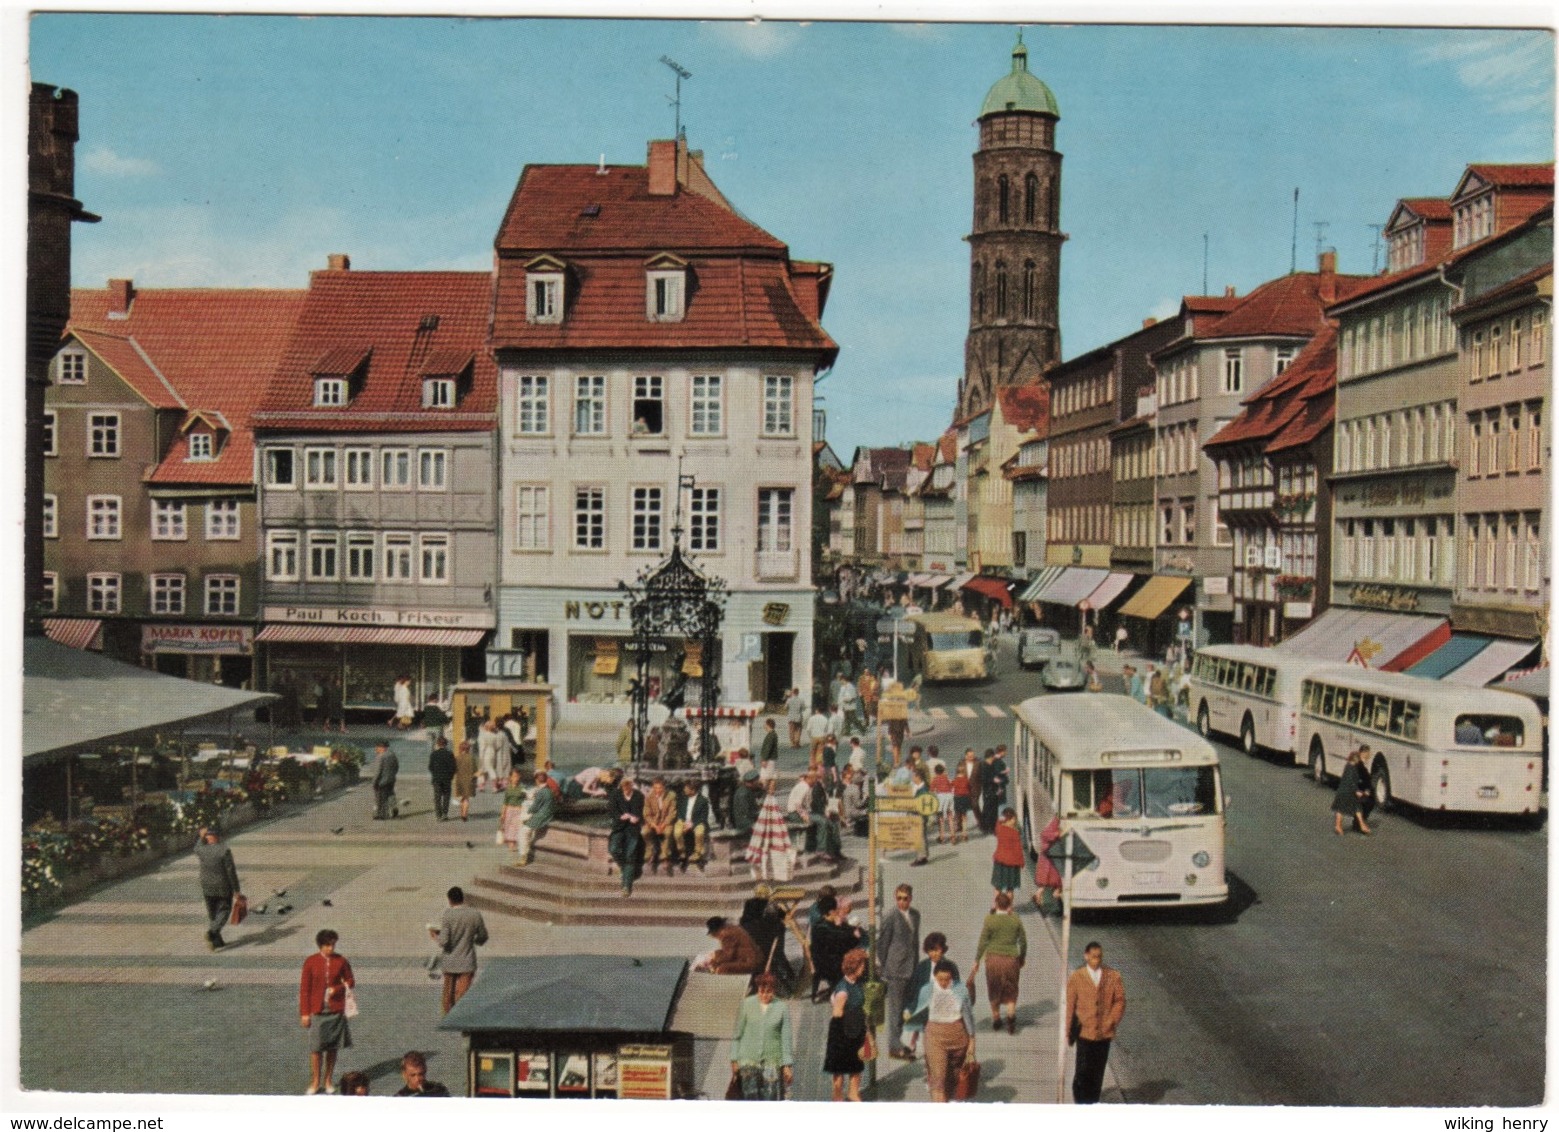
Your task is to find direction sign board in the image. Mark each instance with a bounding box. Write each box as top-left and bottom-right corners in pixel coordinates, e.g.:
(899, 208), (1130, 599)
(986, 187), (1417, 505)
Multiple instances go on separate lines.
(876, 794), (940, 818)
(1043, 830), (1096, 871)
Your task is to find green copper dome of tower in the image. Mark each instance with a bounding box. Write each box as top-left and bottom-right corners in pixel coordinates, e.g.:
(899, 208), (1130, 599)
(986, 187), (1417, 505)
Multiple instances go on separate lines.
(979, 35), (1060, 119)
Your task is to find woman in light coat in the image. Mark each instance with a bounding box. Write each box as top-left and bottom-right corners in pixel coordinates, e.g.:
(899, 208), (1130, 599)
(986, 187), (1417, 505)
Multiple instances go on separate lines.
(906, 960), (976, 1102)
(730, 973), (794, 1099)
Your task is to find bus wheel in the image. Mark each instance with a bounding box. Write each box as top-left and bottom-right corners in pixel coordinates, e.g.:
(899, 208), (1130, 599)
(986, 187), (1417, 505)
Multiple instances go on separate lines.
(1370, 758), (1392, 812)
(1197, 703), (1211, 738)
(1239, 715), (1257, 757)
(1308, 740), (1327, 785)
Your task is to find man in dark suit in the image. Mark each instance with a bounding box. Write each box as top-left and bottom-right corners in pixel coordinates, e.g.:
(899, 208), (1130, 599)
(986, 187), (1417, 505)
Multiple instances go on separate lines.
(674, 779), (711, 871)
(371, 741), (399, 820)
(427, 737), (456, 821)
(608, 774), (646, 896)
(877, 883), (922, 1059)
(193, 827), (242, 950)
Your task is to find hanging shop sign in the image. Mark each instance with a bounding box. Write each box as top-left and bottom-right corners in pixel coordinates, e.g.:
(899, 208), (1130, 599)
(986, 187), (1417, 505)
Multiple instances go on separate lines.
(141, 624), (254, 655)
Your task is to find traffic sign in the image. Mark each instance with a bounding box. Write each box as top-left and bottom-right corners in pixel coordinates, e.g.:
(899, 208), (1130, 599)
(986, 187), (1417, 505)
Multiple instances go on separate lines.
(1044, 830), (1096, 871)
(876, 793), (939, 817)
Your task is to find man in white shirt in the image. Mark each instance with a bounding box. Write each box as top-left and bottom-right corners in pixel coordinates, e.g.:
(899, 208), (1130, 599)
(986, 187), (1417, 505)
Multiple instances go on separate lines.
(786, 769), (816, 838)
(805, 707), (830, 767)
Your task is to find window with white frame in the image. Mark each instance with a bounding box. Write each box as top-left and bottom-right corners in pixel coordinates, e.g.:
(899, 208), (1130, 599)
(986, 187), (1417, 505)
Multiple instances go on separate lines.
(267, 531), (300, 581)
(266, 448), (296, 488)
(304, 448), (338, 489)
(1221, 349), (1243, 394)
(758, 488), (794, 553)
(87, 573), (121, 614)
(1275, 346), (1296, 375)
(517, 375), (550, 434)
(151, 573), (186, 615)
(763, 375), (794, 436)
(345, 532), (376, 581)
(574, 375), (606, 435)
(1525, 517), (1541, 590)
(1180, 501), (1195, 545)
(1529, 406), (1542, 471)
(647, 270), (685, 321)
(418, 449), (448, 490)
(206, 574), (239, 615)
(88, 412), (120, 457)
(1531, 309), (1547, 364)
(689, 486), (721, 552)
(631, 486), (664, 552)
(203, 499), (240, 542)
(187, 431), (214, 460)
(57, 349), (87, 384)
(632, 376), (665, 435)
(1510, 318), (1523, 370)
(527, 273), (562, 324)
(43, 495), (56, 538)
(344, 448), (374, 489)
(574, 487), (606, 550)
(381, 448), (412, 490)
(307, 532), (339, 580)
(383, 533), (414, 580)
(42, 572), (58, 611)
(1504, 516), (1519, 590)
(1506, 407), (1521, 472)
(412, 533), (446, 583)
(422, 378), (455, 409)
(152, 500), (187, 540)
(314, 378), (348, 407)
(690, 375), (723, 436)
(43, 411), (56, 457)
(514, 485), (550, 550)
(87, 495), (121, 540)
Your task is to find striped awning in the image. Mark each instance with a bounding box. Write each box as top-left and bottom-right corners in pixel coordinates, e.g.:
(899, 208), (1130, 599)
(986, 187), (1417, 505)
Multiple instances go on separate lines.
(1406, 633), (1494, 680)
(43, 619), (103, 651)
(1118, 575), (1192, 620)
(1443, 639), (1540, 687)
(1018, 566), (1066, 603)
(1039, 568), (1109, 608)
(1084, 572), (1135, 611)
(1276, 608), (1447, 670)
(256, 624), (486, 648)
(685, 702), (766, 720)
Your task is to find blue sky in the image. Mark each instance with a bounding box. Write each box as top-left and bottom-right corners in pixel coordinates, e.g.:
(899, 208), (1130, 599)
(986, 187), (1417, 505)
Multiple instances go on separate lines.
(26, 15), (1556, 455)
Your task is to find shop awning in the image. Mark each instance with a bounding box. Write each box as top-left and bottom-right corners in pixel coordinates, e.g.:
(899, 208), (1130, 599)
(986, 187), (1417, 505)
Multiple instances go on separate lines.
(1499, 667), (1551, 701)
(1018, 566), (1066, 603)
(43, 618), (103, 651)
(1118, 575), (1192, 620)
(1276, 608), (1448, 671)
(256, 624), (487, 648)
(962, 575), (1014, 608)
(926, 574), (956, 589)
(1406, 634), (1495, 680)
(948, 572), (977, 590)
(1038, 568), (1109, 608)
(1084, 572), (1135, 611)
(439, 955), (688, 1032)
(1442, 639), (1540, 687)
(906, 573), (931, 587)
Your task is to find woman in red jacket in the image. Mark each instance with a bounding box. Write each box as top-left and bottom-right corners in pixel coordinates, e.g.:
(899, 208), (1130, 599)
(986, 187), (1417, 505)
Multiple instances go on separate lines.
(990, 806), (1025, 902)
(299, 929), (356, 1095)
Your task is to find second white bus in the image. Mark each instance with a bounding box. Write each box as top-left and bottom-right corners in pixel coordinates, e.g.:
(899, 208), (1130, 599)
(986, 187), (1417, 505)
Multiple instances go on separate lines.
(1189, 644), (1342, 762)
(1298, 666), (1544, 817)
(1012, 694), (1228, 908)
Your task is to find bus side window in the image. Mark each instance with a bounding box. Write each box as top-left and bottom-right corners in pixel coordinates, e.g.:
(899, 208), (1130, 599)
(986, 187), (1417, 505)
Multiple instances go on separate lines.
(1402, 704), (1420, 741)
(1217, 659), (1231, 686)
(1319, 685), (1335, 717)
(1388, 700), (1406, 737)
(1372, 698), (1391, 733)
(1261, 668), (1275, 698)
(1241, 664), (1256, 692)
(1345, 692), (1362, 725)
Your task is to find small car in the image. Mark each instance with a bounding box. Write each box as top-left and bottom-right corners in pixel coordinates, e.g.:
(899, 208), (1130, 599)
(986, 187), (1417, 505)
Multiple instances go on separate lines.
(1040, 657), (1088, 692)
(1018, 628), (1063, 670)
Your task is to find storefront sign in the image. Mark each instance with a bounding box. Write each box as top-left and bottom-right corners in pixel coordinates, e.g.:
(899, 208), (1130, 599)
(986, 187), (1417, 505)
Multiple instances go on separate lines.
(1161, 555), (1195, 573)
(141, 624), (254, 655)
(1283, 601), (1314, 620)
(1363, 482), (1399, 507)
(762, 602), (791, 626)
(1351, 584), (1420, 611)
(263, 605), (491, 628)
(1202, 577), (1229, 596)
(564, 599), (629, 622)
(617, 1045), (673, 1100)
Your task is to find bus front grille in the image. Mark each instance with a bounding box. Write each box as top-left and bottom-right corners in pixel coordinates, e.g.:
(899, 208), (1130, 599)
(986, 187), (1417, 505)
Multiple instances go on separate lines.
(1118, 840), (1172, 863)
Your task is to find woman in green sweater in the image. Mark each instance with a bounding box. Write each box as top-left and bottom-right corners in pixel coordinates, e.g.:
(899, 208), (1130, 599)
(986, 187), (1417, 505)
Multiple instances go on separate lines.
(970, 891), (1027, 1033)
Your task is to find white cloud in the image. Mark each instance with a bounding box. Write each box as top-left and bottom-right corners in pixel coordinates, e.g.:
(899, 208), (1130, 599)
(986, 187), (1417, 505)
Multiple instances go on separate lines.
(81, 146), (159, 178)
(700, 19), (802, 59)
(1415, 30), (1553, 118)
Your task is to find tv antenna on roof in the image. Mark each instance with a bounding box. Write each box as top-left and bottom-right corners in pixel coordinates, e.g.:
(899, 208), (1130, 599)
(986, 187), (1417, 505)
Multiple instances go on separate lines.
(1368, 224), (1385, 273)
(660, 55), (692, 141)
(1312, 220), (1330, 261)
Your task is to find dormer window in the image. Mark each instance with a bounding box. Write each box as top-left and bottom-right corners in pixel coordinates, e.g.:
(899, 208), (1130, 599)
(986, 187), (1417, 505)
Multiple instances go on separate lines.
(525, 255), (567, 324)
(423, 378), (455, 408)
(645, 253), (689, 323)
(315, 377), (348, 406)
(187, 432), (214, 460)
(1454, 193), (1496, 249)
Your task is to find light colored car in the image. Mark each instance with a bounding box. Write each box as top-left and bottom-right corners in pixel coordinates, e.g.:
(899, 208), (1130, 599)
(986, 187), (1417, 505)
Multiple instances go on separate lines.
(1040, 657), (1088, 693)
(1018, 628), (1063, 670)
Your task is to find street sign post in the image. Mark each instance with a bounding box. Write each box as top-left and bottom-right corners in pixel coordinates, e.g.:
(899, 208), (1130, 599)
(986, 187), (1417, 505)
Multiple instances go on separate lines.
(1048, 829), (1094, 1103)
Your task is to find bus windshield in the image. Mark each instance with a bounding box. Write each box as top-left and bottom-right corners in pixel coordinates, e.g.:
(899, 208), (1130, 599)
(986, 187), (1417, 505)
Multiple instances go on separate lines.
(1068, 766), (1219, 818)
(930, 631), (982, 650)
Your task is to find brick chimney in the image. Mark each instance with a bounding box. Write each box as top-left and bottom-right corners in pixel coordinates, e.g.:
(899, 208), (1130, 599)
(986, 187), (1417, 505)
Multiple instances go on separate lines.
(1142, 317), (1157, 329)
(1317, 249), (1337, 304)
(326, 253), (351, 271)
(107, 277), (134, 315)
(648, 139), (681, 196)
(1224, 285), (1237, 298)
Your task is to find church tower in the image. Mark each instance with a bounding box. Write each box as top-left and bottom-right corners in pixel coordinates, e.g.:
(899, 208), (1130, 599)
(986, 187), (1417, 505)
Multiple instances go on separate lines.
(958, 35), (1064, 420)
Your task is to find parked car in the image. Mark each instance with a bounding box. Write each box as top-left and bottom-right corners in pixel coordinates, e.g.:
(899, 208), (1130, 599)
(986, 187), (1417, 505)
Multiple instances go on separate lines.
(1018, 628), (1064, 670)
(1040, 657), (1088, 692)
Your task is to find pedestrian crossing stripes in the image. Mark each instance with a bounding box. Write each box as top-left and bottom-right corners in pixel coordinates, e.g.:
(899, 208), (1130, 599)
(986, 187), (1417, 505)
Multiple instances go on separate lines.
(954, 706), (979, 718)
(919, 703), (1017, 722)
(983, 704), (1007, 718)
(928, 707), (949, 719)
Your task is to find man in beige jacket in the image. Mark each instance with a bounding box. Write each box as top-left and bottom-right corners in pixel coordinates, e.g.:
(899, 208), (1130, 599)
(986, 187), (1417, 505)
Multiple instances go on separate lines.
(1064, 941), (1126, 1103)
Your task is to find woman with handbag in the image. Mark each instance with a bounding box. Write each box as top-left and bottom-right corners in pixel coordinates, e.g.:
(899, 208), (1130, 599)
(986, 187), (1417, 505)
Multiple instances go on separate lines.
(729, 973), (794, 1099)
(906, 960), (977, 1102)
(298, 928), (355, 1095)
(970, 891), (1027, 1034)
(823, 947), (871, 1101)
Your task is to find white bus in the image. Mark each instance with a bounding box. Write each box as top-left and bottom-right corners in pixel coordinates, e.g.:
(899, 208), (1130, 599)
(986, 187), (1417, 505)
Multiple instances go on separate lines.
(1012, 694), (1227, 908)
(1189, 644), (1342, 762)
(1298, 667), (1544, 817)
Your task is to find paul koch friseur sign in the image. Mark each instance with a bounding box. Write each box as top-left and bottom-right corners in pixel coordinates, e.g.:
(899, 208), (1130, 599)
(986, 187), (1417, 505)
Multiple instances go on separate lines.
(262, 606), (493, 628)
(141, 624), (255, 655)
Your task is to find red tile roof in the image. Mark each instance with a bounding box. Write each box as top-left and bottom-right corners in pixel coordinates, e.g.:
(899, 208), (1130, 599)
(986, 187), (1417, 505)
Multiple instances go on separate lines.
(910, 442), (937, 472)
(1201, 271), (1371, 340)
(1206, 326), (1337, 454)
(996, 382), (1051, 434)
(69, 287), (306, 485)
(491, 157), (834, 359)
(254, 270), (497, 434)
(1397, 197), (1453, 221)
(1465, 163), (1555, 189)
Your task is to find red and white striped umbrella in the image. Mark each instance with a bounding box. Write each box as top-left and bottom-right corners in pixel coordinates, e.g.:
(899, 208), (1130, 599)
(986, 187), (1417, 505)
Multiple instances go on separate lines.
(745, 793), (795, 882)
